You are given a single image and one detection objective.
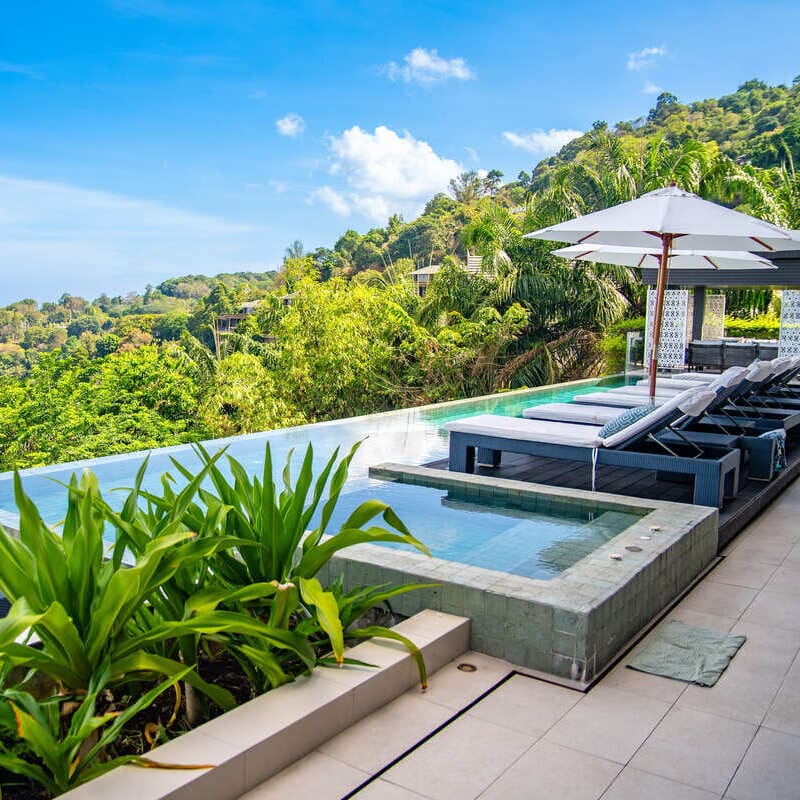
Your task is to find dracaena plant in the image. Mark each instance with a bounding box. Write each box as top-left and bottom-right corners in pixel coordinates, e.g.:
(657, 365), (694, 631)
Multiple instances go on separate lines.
(0, 660), (194, 796)
(0, 469), (312, 711)
(101, 456), (318, 720)
(155, 440), (434, 686)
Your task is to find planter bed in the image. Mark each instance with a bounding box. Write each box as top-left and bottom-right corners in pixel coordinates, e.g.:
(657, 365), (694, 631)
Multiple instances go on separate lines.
(59, 610), (469, 800)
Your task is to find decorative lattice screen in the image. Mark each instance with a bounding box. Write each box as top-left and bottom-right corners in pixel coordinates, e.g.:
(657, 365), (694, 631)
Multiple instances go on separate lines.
(779, 290), (800, 356)
(702, 294), (726, 341)
(645, 289), (689, 369)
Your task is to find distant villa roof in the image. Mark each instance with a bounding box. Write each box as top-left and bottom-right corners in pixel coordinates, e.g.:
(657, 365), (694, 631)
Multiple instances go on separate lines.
(411, 265), (442, 276)
(411, 255), (483, 278)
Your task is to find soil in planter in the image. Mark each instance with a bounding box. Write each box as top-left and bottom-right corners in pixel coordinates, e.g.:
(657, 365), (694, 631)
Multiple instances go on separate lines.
(0, 773), (49, 800)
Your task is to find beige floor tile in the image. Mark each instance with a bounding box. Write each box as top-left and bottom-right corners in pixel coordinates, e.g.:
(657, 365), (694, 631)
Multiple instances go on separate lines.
(676, 667), (782, 725)
(477, 739), (620, 800)
(708, 557), (776, 590)
(318, 691), (454, 774)
(674, 620), (798, 726)
(764, 562), (800, 596)
(466, 674), (580, 737)
(600, 658), (688, 704)
(725, 538), (794, 566)
(726, 727), (800, 800)
(741, 588), (800, 631)
(783, 543), (800, 564)
(415, 651), (511, 711)
(764, 687), (800, 738)
(664, 608), (738, 633)
(354, 780), (431, 799)
(379, 714), (534, 800)
(680, 581), (757, 619)
(240, 751), (368, 799)
(602, 767), (721, 800)
(543, 686), (670, 764)
(629, 706), (756, 794)
(727, 620), (800, 673)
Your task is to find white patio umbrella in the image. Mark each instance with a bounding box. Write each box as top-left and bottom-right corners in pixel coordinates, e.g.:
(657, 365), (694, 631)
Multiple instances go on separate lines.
(525, 185), (795, 399)
(552, 244), (778, 270)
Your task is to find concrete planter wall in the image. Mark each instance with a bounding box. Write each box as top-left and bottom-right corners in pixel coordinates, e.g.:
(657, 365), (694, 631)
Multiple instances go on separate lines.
(60, 610), (469, 800)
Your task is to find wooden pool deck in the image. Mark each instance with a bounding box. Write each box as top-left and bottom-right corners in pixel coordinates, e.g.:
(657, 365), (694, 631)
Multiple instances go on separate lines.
(426, 440), (800, 552)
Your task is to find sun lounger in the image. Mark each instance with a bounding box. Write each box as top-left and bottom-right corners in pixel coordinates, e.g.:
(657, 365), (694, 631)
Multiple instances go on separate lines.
(524, 376), (777, 484)
(446, 388), (740, 508)
(574, 362), (800, 435)
(524, 371), (746, 425)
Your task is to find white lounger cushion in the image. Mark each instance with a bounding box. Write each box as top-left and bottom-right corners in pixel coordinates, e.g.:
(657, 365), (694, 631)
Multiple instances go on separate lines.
(600, 387), (715, 447)
(523, 403), (626, 425)
(446, 387), (716, 450)
(627, 366), (747, 395)
(445, 414), (605, 447)
(635, 366), (746, 391)
(574, 392), (668, 407)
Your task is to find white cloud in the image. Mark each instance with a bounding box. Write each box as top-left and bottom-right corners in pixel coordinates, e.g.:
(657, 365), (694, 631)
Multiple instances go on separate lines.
(0, 175), (267, 304)
(0, 61), (43, 80)
(627, 45), (666, 71)
(643, 80), (663, 95)
(276, 113), (305, 137)
(384, 48), (474, 85)
(502, 128), (583, 156)
(309, 125), (462, 223)
(310, 186), (351, 216)
(465, 146), (479, 163)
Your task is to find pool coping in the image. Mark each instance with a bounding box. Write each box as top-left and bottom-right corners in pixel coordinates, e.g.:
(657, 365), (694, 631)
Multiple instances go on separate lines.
(321, 464), (719, 686)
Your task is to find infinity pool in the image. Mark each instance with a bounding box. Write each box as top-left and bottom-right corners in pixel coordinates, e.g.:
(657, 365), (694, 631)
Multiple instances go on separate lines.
(0, 376), (627, 528)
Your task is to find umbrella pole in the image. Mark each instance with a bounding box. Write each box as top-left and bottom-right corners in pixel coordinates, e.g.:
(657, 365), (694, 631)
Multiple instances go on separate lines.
(648, 234), (673, 401)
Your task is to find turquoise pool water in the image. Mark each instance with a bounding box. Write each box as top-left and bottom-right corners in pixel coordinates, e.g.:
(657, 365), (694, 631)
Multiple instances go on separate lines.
(327, 479), (642, 580)
(0, 376), (627, 530)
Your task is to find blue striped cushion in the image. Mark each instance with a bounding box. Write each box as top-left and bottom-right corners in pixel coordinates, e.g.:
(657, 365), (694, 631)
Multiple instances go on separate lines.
(598, 405), (653, 438)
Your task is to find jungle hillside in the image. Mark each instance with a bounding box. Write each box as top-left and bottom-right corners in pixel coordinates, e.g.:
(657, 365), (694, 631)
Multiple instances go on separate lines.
(1, 77), (799, 471)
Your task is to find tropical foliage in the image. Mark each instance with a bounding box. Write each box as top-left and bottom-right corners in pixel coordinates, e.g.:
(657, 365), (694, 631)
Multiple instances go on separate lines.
(0, 442), (429, 797)
(0, 77), (798, 471)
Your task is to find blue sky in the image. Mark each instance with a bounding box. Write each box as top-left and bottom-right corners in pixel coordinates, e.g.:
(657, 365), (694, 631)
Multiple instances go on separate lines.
(1, 0), (799, 304)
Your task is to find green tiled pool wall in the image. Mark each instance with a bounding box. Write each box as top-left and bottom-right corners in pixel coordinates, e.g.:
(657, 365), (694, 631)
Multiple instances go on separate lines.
(324, 465), (718, 685)
(368, 465), (648, 520)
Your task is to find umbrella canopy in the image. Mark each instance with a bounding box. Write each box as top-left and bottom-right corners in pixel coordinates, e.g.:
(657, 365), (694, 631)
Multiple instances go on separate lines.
(525, 186), (795, 252)
(552, 244), (778, 270)
(525, 186), (794, 399)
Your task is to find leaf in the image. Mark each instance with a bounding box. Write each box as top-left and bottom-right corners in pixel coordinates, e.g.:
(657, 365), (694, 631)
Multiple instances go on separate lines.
(299, 577), (344, 666)
(348, 626), (428, 690)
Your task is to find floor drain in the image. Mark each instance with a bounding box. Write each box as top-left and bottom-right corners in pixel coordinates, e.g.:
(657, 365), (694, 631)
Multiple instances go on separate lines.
(457, 663), (477, 672)
(626, 545), (643, 552)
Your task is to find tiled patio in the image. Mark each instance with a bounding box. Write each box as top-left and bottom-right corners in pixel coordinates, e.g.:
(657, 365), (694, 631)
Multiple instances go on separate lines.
(241, 476), (800, 800)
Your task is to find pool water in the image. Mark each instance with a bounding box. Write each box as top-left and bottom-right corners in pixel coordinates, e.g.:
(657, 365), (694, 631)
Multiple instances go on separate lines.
(0, 376), (628, 531)
(327, 479), (643, 580)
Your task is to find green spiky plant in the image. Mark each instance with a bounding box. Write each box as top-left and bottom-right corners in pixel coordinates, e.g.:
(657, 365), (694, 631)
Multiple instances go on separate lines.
(0, 661), (194, 796)
(154, 440), (434, 689)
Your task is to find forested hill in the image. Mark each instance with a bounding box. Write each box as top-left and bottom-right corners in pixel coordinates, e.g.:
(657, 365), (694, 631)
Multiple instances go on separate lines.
(530, 78), (800, 190)
(1, 75), (797, 472)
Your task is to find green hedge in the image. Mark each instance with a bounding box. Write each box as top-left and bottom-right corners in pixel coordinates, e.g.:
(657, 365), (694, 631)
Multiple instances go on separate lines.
(724, 315), (779, 339)
(600, 317), (646, 373)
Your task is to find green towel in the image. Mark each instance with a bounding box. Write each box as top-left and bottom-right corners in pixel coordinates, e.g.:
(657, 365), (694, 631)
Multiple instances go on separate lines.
(626, 620), (746, 687)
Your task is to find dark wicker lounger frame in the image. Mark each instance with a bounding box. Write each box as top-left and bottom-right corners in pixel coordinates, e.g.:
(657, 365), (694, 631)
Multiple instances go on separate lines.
(447, 429), (740, 509)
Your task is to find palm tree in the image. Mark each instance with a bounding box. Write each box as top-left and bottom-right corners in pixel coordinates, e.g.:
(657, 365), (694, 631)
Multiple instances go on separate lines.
(284, 240), (305, 262)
